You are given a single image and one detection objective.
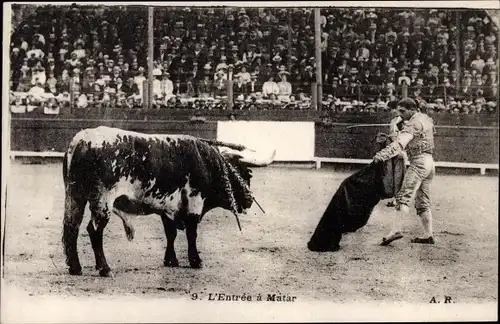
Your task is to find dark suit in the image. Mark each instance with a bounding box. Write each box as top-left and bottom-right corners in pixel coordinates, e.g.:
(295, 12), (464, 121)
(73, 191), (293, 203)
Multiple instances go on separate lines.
(197, 79), (213, 96)
(213, 79), (228, 97)
(233, 82), (249, 97)
(122, 83), (140, 97)
(246, 80), (262, 94)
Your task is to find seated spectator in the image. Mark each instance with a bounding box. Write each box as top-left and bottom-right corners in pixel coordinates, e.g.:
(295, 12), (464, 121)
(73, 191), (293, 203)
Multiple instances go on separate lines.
(122, 77), (140, 97)
(277, 68), (292, 102)
(134, 67), (147, 98)
(28, 81), (46, 103)
(152, 74), (163, 99)
(457, 74), (474, 100)
(247, 73), (261, 96)
(172, 79), (185, 96)
(31, 63), (46, 86)
(262, 75), (279, 98)
(44, 97), (60, 115)
(213, 70), (228, 97)
(11, 95), (28, 113)
(470, 54), (485, 74)
(45, 72), (58, 95)
(185, 77), (196, 98)
(161, 73), (175, 100)
(197, 73), (214, 98)
(56, 91), (71, 106)
(238, 65), (252, 84)
(233, 74), (248, 99)
(76, 92), (88, 109)
(216, 56), (228, 73)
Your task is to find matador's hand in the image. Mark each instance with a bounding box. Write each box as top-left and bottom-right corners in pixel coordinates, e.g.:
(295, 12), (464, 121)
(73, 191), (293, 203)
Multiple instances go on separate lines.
(373, 154), (385, 164)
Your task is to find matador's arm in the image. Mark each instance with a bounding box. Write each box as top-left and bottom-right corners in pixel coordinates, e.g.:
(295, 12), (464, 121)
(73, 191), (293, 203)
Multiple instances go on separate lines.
(374, 117), (422, 163)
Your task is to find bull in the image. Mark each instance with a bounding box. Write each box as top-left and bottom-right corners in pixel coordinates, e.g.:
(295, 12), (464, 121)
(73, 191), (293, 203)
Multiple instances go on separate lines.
(62, 126), (275, 277)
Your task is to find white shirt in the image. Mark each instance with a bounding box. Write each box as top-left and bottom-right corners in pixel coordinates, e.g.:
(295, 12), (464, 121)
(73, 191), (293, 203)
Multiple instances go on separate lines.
(262, 81), (279, 97)
(28, 85), (45, 100)
(161, 79), (174, 96)
(134, 75), (146, 96)
(213, 72), (227, 81)
(278, 81), (292, 96)
(216, 62), (228, 72)
(239, 72), (251, 83)
(73, 49), (86, 59)
(77, 94), (88, 108)
(152, 79), (162, 96)
(31, 71), (47, 85)
(26, 48), (44, 59)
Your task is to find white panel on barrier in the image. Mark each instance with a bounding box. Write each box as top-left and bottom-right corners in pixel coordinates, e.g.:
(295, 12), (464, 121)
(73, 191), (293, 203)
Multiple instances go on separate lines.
(217, 121), (315, 162)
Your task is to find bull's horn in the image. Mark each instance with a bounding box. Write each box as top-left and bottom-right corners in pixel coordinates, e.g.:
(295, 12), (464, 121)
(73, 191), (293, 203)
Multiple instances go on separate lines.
(239, 148), (276, 167)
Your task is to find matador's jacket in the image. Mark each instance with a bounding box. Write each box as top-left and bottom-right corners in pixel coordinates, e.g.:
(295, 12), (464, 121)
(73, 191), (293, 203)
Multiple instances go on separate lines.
(307, 133), (407, 252)
(374, 112), (435, 162)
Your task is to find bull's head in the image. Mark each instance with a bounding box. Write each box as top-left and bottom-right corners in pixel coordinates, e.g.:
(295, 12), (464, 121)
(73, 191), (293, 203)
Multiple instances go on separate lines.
(219, 146), (276, 212)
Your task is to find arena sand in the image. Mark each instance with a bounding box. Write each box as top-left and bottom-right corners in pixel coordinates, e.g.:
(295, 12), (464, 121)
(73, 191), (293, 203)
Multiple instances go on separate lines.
(2, 162), (498, 307)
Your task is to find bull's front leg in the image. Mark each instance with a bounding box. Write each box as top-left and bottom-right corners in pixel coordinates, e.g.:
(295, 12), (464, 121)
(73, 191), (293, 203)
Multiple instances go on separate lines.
(185, 214), (202, 268)
(161, 213), (179, 267)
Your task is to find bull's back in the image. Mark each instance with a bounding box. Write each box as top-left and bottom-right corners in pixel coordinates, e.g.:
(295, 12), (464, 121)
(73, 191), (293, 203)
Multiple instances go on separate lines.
(65, 126), (220, 201)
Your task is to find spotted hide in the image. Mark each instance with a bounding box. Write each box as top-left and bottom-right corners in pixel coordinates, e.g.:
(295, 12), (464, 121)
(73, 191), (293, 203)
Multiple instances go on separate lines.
(62, 126), (275, 277)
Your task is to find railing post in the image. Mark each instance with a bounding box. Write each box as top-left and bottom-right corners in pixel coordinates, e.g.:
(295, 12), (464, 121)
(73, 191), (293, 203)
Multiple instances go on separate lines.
(314, 8), (322, 110)
(227, 65), (233, 110)
(143, 79), (149, 109)
(69, 79), (74, 114)
(147, 6), (154, 110)
(311, 82), (317, 110)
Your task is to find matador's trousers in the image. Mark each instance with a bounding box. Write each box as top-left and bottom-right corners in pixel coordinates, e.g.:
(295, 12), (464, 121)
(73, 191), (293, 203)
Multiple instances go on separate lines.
(395, 152), (435, 214)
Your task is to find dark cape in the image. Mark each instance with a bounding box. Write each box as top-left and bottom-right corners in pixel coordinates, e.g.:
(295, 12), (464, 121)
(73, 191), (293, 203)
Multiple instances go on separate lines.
(307, 133), (406, 252)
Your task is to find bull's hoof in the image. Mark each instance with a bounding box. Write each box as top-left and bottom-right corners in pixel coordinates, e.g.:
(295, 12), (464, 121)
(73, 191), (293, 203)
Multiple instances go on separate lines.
(307, 242), (340, 252)
(68, 266), (82, 276)
(99, 268), (115, 278)
(164, 259), (179, 267)
(189, 258), (203, 269)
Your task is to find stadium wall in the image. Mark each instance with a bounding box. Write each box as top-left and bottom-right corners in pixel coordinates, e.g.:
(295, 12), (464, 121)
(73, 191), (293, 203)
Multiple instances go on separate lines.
(315, 123), (499, 164)
(10, 119), (218, 152)
(10, 118), (499, 165)
(11, 110), (500, 126)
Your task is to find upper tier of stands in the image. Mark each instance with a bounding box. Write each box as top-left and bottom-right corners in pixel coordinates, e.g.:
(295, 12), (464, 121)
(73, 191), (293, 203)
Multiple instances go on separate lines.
(9, 5), (499, 115)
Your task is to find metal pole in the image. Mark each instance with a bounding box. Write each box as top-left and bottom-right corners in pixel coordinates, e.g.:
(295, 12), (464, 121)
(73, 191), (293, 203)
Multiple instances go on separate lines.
(314, 8), (323, 110)
(147, 6), (154, 110)
(287, 10), (293, 72)
(227, 66), (233, 110)
(455, 11), (461, 91)
(69, 79), (74, 114)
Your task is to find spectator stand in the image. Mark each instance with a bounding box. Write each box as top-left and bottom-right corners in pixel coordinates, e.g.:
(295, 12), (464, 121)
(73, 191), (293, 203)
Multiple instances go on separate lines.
(7, 5), (499, 174)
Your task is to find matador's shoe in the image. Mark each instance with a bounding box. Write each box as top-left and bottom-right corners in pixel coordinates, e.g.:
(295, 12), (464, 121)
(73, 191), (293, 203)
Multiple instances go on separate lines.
(410, 237), (435, 244)
(380, 231), (404, 246)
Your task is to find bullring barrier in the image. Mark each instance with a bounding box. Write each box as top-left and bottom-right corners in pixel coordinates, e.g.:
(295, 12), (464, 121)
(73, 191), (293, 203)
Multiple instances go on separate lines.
(8, 118), (499, 175)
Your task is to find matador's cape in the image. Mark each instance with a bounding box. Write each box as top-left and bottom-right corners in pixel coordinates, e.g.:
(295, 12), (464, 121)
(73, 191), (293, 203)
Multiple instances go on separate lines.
(307, 133), (406, 252)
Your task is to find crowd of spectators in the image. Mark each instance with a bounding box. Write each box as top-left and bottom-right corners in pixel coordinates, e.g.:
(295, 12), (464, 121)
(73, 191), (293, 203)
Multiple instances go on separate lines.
(9, 5), (499, 115)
